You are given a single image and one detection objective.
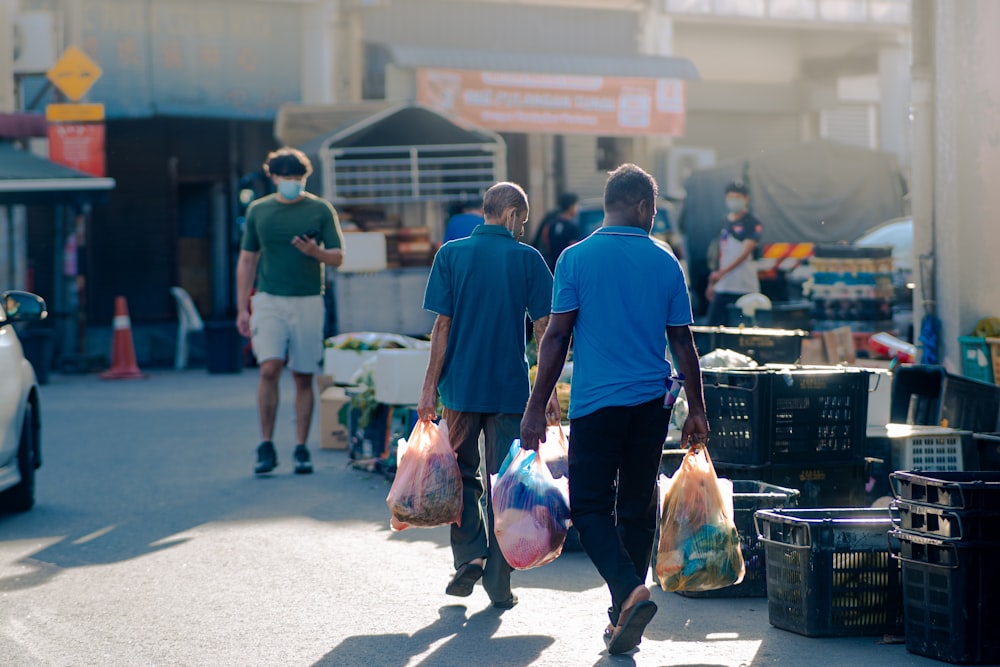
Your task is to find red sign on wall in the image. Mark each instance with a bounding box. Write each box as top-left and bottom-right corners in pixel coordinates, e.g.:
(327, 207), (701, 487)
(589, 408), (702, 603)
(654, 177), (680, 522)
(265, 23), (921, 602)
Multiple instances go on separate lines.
(417, 68), (685, 137)
(47, 123), (106, 177)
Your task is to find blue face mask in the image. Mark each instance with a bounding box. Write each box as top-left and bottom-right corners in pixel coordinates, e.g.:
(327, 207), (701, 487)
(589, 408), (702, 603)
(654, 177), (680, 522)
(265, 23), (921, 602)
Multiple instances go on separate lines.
(725, 198), (745, 214)
(278, 179), (304, 200)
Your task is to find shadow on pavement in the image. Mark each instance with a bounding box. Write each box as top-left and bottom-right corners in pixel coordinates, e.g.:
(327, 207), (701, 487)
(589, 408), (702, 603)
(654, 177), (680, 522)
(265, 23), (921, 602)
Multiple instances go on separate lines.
(312, 604), (553, 667)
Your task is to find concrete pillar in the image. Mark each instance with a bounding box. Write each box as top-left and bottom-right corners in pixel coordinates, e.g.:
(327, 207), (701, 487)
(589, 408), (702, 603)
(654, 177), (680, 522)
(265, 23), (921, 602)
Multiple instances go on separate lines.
(636, 6), (675, 183)
(301, 0), (336, 104)
(878, 40), (911, 171)
(930, 0), (1000, 370)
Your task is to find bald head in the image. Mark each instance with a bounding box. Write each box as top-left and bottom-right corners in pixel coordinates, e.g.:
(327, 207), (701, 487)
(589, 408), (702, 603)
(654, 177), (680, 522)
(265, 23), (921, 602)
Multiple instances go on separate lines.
(483, 181), (530, 238)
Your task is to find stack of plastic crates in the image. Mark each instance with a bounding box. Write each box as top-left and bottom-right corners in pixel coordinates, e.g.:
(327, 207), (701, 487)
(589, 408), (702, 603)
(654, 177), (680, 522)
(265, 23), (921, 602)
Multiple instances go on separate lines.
(703, 366), (871, 507)
(890, 471), (1000, 664)
(810, 244), (895, 333)
(754, 507), (903, 637)
(676, 481), (800, 598)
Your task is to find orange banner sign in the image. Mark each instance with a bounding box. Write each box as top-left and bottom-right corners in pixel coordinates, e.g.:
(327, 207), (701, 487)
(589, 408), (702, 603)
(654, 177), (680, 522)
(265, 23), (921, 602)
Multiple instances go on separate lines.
(48, 123), (106, 177)
(417, 69), (685, 136)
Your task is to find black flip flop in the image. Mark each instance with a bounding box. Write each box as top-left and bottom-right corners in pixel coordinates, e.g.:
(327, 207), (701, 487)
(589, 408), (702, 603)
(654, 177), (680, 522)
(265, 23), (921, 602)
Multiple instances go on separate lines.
(445, 563), (484, 597)
(607, 600), (657, 655)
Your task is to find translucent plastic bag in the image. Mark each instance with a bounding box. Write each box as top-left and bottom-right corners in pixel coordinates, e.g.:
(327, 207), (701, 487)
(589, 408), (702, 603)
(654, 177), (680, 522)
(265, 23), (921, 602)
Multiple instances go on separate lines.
(538, 424), (569, 479)
(386, 420), (462, 531)
(655, 447), (745, 592)
(491, 440), (572, 570)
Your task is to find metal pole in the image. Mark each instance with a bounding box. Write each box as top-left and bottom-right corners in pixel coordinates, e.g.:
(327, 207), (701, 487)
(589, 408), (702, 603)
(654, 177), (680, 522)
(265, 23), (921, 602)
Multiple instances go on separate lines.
(0, 0), (17, 113)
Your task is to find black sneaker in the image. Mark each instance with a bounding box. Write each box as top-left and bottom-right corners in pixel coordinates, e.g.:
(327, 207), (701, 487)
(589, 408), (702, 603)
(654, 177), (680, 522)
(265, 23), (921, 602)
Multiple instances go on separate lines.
(293, 444), (313, 474)
(254, 441), (278, 474)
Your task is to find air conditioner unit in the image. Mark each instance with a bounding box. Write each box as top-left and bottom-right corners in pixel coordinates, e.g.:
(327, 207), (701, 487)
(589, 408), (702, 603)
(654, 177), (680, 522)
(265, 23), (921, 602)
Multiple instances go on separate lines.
(665, 147), (716, 199)
(13, 11), (57, 75)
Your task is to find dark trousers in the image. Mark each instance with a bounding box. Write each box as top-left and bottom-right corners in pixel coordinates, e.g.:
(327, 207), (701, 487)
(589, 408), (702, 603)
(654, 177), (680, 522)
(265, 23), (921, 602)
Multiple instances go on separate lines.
(568, 396), (670, 625)
(442, 408), (521, 604)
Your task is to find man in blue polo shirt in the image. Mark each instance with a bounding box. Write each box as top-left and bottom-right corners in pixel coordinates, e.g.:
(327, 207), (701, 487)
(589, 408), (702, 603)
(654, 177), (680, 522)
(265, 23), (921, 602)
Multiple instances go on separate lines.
(521, 164), (708, 655)
(418, 181), (558, 611)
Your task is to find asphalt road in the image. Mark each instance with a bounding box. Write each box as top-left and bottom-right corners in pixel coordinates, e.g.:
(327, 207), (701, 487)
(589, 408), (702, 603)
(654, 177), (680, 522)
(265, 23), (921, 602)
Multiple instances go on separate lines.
(0, 370), (945, 666)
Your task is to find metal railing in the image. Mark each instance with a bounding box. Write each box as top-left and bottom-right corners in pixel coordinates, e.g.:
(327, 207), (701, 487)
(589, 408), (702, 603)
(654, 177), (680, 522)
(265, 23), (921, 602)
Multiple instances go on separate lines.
(665, 0), (910, 25)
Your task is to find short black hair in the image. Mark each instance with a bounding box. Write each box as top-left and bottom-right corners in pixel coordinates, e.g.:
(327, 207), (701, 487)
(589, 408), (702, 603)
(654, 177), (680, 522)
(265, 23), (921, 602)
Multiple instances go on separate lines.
(604, 163), (657, 210)
(557, 192), (579, 212)
(264, 147), (313, 178)
(725, 181), (749, 196)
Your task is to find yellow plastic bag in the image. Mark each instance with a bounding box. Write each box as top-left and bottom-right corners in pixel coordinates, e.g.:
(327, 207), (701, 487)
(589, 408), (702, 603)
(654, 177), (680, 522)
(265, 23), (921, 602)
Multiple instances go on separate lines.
(655, 447), (745, 592)
(386, 420), (462, 531)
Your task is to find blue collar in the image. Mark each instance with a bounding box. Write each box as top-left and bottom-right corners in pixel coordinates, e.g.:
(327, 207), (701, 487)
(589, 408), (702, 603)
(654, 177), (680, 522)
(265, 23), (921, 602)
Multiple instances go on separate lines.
(595, 226), (650, 237)
(472, 225), (515, 239)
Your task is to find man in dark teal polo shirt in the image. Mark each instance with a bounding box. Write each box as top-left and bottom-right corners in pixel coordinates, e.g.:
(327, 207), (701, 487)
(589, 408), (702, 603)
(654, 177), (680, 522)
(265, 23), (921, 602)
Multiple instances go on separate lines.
(521, 164), (709, 655)
(418, 181), (557, 611)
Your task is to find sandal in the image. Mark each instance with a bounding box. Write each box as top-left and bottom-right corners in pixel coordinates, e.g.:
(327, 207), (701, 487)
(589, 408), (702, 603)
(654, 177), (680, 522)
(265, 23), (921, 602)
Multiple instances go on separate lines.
(607, 587), (657, 655)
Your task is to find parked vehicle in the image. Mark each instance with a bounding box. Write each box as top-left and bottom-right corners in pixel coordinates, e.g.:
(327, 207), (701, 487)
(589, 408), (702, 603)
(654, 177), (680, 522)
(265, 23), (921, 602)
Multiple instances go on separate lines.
(0, 290), (47, 512)
(854, 216), (913, 292)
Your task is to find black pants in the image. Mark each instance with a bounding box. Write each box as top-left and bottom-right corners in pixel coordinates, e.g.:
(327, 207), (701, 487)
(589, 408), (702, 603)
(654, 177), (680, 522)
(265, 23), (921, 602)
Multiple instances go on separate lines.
(568, 396), (671, 625)
(442, 408), (520, 604)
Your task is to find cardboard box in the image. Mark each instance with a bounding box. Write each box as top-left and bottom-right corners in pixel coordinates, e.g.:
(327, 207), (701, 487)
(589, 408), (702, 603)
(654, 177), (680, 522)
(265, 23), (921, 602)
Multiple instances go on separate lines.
(323, 348), (376, 383)
(319, 386), (350, 450)
(374, 348), (431, 406)
(316, 374), (335, 394)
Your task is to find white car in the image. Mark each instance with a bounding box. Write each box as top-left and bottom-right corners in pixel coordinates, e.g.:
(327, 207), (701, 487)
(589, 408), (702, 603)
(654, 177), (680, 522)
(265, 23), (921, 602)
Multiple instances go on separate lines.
(0, 290), (46, 512)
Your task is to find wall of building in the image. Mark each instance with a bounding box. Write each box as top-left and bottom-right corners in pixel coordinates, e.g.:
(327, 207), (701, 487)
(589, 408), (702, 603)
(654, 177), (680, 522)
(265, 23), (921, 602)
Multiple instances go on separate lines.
(930, 0), (1000, 369)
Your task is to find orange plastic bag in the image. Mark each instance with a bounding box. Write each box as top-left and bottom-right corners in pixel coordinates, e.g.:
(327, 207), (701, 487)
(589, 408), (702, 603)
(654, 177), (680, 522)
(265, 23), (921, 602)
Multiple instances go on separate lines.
(386, 420), (462, 531)
(655, 447), (745, 592)
(538, 424), (569, 479)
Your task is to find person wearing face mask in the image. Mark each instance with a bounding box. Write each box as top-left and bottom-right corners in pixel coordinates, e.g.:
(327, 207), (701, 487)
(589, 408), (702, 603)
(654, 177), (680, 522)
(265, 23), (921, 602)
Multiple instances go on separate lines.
(705, 181), (763, 326)
(236, 147), (345, 476)
(417, 181), (559, 611)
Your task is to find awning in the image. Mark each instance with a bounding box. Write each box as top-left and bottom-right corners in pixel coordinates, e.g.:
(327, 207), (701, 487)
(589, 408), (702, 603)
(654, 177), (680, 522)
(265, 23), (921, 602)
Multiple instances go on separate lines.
(287, 102), (505, 205)
(0, 144), (116, 205)
(378, 44), (701, 81)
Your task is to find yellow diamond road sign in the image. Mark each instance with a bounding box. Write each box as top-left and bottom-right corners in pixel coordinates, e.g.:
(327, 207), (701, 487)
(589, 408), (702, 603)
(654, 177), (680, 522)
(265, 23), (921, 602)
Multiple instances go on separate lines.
(46, 46), (102, 102)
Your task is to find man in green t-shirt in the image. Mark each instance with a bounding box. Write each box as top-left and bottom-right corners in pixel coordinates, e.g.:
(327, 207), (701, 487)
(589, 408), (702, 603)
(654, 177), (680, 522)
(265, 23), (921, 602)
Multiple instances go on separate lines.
(236, 148), (345, 475)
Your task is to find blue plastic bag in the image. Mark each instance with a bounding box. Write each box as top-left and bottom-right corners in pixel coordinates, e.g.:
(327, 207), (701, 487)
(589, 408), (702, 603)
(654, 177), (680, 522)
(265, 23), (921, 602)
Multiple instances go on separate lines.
(491, 440), (571, 570)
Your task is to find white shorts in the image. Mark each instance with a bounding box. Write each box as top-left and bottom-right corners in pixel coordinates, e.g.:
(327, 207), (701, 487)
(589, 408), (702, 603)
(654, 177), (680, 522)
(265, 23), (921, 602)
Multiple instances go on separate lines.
(250, 293), (325, 374)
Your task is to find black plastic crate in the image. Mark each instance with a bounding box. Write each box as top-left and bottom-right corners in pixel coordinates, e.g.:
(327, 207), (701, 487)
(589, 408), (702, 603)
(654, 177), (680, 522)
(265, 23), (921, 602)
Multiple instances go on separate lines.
(892, 530), (1000, 664)
(894, 499), (1000, 542)
(891, 365), (1000, 433)
(754, 301), (813, 330)
(703, 367), (870, 465)
(677, 480), (800, 599)
(971, 432), (1000, 470)
(814, 244), (893, 259)
(755, 508), (903, 637)
(812, 297), (893, 322)
(691, 326), (808, 364)
(890, 470), (1000, 511)
(715, 460), (867, 508)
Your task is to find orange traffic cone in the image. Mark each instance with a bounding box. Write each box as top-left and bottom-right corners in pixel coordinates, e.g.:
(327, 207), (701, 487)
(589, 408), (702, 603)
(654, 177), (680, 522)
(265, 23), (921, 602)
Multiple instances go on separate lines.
(101, 296), (147, 380)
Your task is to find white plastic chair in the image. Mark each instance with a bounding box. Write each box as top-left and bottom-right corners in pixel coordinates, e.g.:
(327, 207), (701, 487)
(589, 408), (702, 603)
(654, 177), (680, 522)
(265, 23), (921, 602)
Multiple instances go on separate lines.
(170, 286), (205, 370)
